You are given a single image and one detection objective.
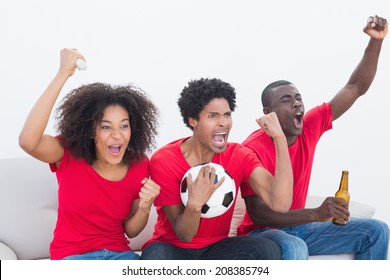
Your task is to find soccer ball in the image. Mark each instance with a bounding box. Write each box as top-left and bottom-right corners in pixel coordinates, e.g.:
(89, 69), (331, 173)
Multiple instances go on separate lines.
(180, 162), (236, 218)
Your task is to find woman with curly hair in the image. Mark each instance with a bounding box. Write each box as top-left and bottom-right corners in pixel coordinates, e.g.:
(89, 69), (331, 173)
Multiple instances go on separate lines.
(19, 48), (160, 260)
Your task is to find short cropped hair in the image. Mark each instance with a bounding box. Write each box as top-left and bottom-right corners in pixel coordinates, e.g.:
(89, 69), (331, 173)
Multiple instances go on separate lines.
(261, 80), (293, 108)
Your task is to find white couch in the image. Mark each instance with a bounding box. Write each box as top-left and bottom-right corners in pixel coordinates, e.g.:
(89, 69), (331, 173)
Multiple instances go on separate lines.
(0, 157), (375, 260)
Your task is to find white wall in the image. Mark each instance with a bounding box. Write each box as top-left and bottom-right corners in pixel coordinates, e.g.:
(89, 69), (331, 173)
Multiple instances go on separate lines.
(1, 0), (389, 245)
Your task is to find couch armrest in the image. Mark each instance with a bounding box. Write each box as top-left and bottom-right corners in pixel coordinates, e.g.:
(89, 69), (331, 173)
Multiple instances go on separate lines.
(0, 242), (17, 260)
(306, 195), (375, 218)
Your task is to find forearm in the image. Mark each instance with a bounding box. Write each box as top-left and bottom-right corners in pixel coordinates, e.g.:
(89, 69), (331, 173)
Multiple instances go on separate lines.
(124, 207), (151, 238)
(174, 205), (201, 242)
(347, 38), (383, 94)
(246, 195), (319, 227)
(254, 208), (319, 227)
(269, 135), (293, 212)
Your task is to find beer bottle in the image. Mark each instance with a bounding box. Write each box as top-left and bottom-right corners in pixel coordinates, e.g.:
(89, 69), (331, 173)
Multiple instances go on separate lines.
(332, 170), (350, 225)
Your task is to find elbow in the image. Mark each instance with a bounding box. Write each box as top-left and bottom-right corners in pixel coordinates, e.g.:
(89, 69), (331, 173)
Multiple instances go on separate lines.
(250, 214), (268, 226)
(124, 223), (141, 239)
(269, 196), (292, 213)
(177, 233), (194, 243)
(248, 210), (277, 227)
(272, 183), (293, 213)
(271, 205), (290, 213)
(270, 201), (291, 213)
(18, 134), (35, 154)
(125, 231), (138, 239)
(175, 227), (195, 242)
(181, 237), (193, 243)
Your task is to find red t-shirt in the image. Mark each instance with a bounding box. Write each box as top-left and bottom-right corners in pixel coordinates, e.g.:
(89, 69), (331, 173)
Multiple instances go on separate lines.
(238, 103), (333, 235)
(143, 137), (263, 249)
(49, 148), (149, 259)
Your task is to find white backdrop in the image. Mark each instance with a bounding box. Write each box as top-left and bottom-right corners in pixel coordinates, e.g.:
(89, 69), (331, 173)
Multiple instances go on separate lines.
(1, 0), (389, 250)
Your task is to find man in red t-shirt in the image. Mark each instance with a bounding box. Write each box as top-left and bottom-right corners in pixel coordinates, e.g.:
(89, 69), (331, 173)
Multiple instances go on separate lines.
(239, 15), (389, 260)
(141, 77), (293, 259)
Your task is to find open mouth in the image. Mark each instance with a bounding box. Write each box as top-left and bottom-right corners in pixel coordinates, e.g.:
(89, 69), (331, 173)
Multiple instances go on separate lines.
(108, 145), (122, 156)
(293, 112), (303, 129)
(212, 131), (227, 147)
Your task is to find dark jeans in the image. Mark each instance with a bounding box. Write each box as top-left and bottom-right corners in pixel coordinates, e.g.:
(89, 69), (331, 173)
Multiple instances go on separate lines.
(141, 236), (281, 260)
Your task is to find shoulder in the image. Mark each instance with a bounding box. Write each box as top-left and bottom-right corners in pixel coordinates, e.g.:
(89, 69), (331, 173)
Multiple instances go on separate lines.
(242, 129), (267, 146)
(302, 102), (333, 134)
(224, 143), (260, 161)
(151, 138), (186, 163)
(241, 129), (273, 155)
(304, 102), (332, 120)
(150, 138), (191, 174)
(132, 155), (149, 168)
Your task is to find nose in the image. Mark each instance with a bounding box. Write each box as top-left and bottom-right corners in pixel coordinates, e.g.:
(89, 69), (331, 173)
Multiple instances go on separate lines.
(218, 115), (229, 127)
(111, 128), (121, 139)
(293, 99), (302, 108)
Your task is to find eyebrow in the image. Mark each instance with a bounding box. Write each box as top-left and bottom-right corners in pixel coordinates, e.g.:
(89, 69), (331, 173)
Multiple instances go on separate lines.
(100, 118), (130, 123)
(279, 93), (301, 100)
(208, 110), (232, 115)
(279, 94), (292, 100)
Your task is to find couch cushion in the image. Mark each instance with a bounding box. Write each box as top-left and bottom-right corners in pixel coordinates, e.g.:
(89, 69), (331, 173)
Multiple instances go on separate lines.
(229, 190), (245, 237)
(0, 242), (17, 260)
(0, 157), (58, 260)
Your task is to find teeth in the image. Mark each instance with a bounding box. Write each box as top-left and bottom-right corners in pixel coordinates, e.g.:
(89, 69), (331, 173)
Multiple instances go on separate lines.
(108, 145), (121, 155)
(212, 131), (227, 144)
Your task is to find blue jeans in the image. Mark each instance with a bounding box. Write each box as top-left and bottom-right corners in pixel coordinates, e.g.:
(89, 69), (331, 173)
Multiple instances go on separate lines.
(248, 217), (389, 260)
(62, 249), (140, 260)
(141, 236), (281, 260)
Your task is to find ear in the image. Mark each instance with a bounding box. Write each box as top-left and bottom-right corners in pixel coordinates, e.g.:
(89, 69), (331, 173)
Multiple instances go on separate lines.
(263, 107), (270, 115)
(188, 117), (198, 128)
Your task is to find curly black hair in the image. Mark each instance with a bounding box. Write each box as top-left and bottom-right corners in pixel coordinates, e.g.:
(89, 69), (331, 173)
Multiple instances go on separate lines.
(55, 82), (159, 165)
(177, 78), (236, 130)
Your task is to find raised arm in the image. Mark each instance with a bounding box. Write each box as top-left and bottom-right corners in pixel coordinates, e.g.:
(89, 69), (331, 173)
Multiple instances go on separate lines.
(330, 15), (388, 121)
(19, 48), (85, 163)
(247, 112), (293, 213)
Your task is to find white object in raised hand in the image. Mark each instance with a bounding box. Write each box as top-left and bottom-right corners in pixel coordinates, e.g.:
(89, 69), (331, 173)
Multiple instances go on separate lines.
(75, 59), (87, 70)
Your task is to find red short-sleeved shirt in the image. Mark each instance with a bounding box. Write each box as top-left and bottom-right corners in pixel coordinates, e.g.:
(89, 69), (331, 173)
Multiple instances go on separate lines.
(49, 148), (149, 259)
(238, 103), (333, 235)
(143, 137), (263, 249)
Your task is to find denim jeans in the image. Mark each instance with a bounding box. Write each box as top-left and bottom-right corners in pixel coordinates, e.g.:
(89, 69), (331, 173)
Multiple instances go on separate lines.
(248, 217), (389, 260)
(141, 236), (281, 260)
(62, 249), (140, 260)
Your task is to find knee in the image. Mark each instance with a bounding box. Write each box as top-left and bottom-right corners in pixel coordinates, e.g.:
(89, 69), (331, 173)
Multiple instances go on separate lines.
(257, 238), (283, 260)
(366, 219), (389, 240)
(281, 237), (308, 260)
(140, 242), (176, 260)
(373, 219), (389, 241)
(230, 236), (282, 260)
